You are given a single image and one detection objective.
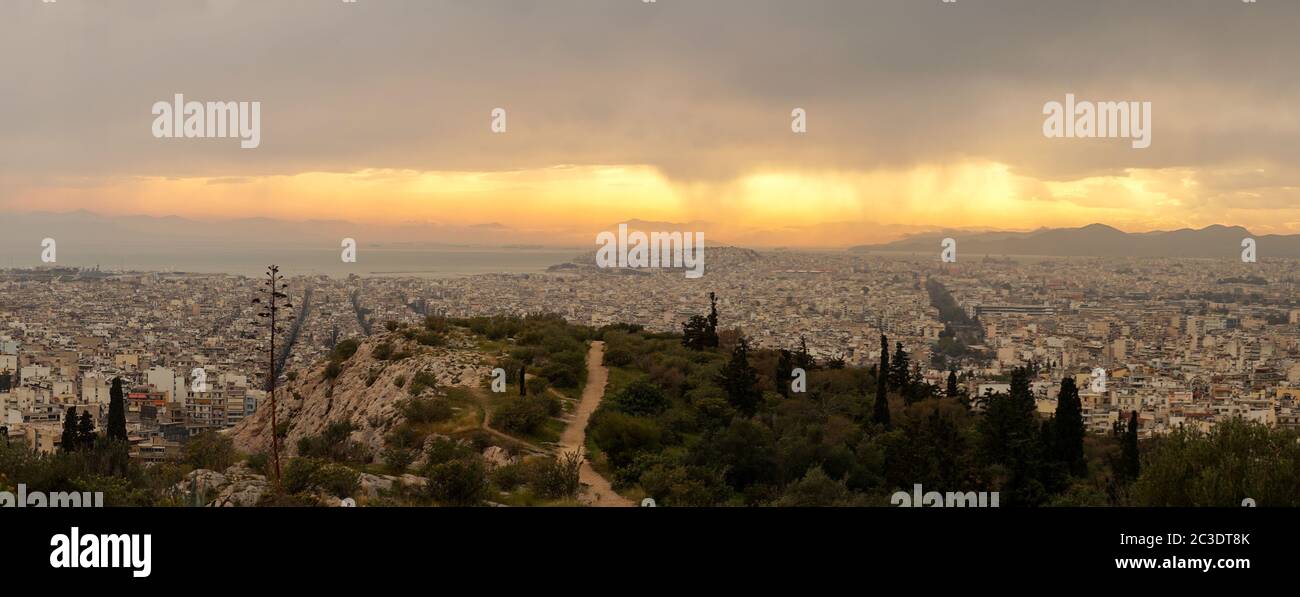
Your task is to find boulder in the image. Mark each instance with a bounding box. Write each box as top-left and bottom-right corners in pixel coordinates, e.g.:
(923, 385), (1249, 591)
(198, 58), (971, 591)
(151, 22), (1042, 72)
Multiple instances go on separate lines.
(359, 473), (395, 498)
(482, 446), (516, 469)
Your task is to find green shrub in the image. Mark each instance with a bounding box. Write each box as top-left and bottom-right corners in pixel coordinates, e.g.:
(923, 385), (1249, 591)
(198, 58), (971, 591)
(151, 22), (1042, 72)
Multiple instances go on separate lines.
(424, 437), (474, 466)
(324, 360), (343, 380)
(372, 342), (395, 361)
(398, 396), (453, 424)
(493, 398), (548, 434)
(611, 377), (667, 416)
(182, 431), (236, 471)
(381, 446), (415, 474)
(407, 371), (439, 396)
(245, 452), (269, 476)
(525, 376), (550, 396)
(416, 330), (445, 347)
(384, 422), (422, 450)
(425, 457), (488, 506)
(492, 462), (527, 492)
(589, 410), (662, 469)
(540, 354), (583, 388)
(424, 315), (450, 333)
(330, 338), (361, 362)
(603, 346), (635, 367)
(531, 450), (583, 500)
(283, 458), (360, 499)
(541, 394), (562, 417)
(295, 421), (369, 463)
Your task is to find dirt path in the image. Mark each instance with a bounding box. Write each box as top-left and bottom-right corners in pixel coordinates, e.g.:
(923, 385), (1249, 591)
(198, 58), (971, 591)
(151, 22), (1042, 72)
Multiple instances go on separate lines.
(560, 341), (634, 507)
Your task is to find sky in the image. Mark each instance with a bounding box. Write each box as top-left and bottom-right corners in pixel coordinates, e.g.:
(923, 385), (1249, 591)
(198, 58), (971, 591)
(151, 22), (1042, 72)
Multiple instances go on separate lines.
(1, 0), (1298, 247)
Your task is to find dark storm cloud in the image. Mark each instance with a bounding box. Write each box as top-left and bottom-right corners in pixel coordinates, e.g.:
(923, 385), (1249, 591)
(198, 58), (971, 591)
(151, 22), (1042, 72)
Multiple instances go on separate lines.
(1, 0), (1296, 184)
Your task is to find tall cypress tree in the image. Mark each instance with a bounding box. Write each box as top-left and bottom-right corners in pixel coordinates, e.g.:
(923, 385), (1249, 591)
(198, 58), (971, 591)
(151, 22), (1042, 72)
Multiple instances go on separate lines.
(796, 336), (815, 370)
(719, 337), (761, 417)
(1054, 377), (1086, 475)
(873, 334), (891, 428)
(1121, 410), (1140, 481)
(946, 370), (960, 399)
(107, 377), (128, 442)
(889, 342), (910, 394)
(1010, 367), (1036, 421)
(775, 349), (794, 398)
(705, 292), (720, 348)
(61, 407), (79, 452)
(519, 365), (527, 396)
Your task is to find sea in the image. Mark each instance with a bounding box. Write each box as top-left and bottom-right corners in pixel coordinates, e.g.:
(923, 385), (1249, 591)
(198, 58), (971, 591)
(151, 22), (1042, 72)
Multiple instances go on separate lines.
(0, 245), (585, 279)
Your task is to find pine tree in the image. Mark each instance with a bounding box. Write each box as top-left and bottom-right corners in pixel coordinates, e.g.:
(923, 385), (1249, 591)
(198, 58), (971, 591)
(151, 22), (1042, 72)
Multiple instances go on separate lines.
(61, 407), (79, 452)
(906, 362), (928, 404)
(1010, 367), (1036, 422)
(1053, 377), (1086, 475)
(795, 336), (815, 370)
(77, 411), (96, 449)
(1121, 410), (1140, 481)
(107, 377), (128, 442)
(979, 367), (1048, 505)
(889, 342), (910, 394)
(719, 337), (761, 417)
(775, 349), (794, 398)
(681, 315), (711, 351)
(705, 292), (720, 348)
(873, 334), (891, 428)
(980, 367), (1039, 467)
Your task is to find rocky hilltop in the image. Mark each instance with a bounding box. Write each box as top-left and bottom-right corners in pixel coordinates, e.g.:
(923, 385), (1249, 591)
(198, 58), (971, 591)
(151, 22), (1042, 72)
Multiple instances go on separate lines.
(229, 328), (492, 461)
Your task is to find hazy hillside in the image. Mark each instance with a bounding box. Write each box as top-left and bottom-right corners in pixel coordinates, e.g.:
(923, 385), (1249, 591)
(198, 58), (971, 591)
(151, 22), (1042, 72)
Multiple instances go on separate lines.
(851, 224), (1300, 258)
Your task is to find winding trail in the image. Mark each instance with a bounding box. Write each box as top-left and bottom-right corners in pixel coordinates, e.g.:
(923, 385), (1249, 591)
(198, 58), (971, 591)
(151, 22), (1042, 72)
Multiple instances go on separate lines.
(560, 341), (634, 507)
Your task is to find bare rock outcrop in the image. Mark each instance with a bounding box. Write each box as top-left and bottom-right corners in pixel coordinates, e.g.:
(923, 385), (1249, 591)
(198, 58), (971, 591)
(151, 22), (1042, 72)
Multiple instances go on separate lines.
(176, 462), (268, 507)
(229, 331), (490, 462)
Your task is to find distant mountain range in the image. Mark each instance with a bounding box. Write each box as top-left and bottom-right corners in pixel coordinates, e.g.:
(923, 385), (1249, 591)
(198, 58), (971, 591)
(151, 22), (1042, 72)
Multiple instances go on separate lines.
(850, 224), (1300, 259)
